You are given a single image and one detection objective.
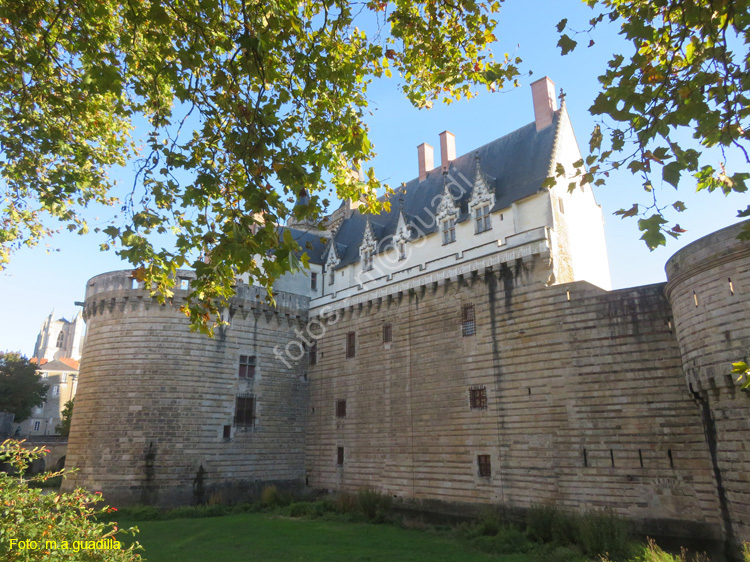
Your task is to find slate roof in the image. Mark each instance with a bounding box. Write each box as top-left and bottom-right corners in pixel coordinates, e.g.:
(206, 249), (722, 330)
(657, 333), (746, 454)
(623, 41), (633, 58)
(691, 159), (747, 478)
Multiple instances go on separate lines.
(279, 226), (328, 265)
(326, 111), (560, 269)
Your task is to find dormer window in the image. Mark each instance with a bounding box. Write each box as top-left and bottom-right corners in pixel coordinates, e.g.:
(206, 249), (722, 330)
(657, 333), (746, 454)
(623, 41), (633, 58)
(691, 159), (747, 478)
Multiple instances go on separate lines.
(329, 268), (335, 285)
(442, 218), (456, 244)
(475, 205), (491, 233)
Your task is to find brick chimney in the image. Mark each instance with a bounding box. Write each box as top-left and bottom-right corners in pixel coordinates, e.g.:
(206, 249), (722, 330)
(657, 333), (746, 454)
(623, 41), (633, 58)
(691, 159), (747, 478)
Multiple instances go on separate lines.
(531, 77), (558, 132)
(417, 143), (434, 182)
(439, 131), (456, 170)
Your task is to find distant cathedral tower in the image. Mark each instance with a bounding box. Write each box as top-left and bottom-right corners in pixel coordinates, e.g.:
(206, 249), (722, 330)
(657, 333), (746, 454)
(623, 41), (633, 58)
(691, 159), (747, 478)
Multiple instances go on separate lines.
(33, 310), (85, 362)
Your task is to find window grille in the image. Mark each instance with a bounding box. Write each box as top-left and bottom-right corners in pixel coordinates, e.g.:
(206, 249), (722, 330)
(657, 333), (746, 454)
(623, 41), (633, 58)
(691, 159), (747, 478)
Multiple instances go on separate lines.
(469, 386), (487, 409)
(383, 323), (392, 344)
(475, 205), (491, 233)
(442, 219), (456, 244)
(462, 304), (476, 337)
(346, 331), (356, 358)
(234, 395), (255, 427)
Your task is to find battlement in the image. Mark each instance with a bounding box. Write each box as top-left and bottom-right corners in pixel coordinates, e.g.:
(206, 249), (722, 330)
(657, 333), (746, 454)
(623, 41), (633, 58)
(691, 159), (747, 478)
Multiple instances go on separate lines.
(83, 270), (309, 321)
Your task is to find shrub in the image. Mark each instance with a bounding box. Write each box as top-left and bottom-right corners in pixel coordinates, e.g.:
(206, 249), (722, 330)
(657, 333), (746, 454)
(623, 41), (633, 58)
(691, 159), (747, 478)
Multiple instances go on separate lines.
(114, 505), (162, 521)
(0, 439), (142, 561)
(333, 491), (358, 514)
(260, 485), (279, 507)
(576, 510), (631, 560)
(356, 489), (392, 522)
(526, 504), (563, 543)
(471, 526), (533, 554)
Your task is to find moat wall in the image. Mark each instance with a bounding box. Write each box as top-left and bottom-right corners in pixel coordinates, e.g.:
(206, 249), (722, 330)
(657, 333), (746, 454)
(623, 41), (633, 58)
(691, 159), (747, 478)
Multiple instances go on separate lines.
(305, 258), (721, 540)
(62, 271), (309, 506)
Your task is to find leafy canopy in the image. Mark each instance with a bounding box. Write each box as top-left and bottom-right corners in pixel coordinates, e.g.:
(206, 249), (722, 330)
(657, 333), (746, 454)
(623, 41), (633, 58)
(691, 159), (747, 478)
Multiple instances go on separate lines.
(0, 0), (518, 332)
(0, 353), (47, 424)
(556, 0), (750, 250)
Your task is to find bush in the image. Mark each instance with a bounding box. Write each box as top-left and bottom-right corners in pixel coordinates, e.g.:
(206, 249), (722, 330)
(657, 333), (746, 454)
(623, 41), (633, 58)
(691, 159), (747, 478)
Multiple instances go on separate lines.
(0, 439), (142, 561)
(576, 510), (631, 560)
(471, 526), (533, 554)
(114, 505), (163, 521)
(333, 491), (358, 514)
(356, 489), (392, 522)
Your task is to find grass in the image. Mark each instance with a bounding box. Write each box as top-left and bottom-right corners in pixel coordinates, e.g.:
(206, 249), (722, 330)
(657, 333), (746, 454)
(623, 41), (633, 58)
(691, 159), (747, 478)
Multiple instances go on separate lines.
(120, 512), (534, 562)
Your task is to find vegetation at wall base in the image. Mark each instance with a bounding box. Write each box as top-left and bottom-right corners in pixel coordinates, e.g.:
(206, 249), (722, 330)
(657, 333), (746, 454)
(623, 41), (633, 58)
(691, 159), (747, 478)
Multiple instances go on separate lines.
(105, 492), (750, 562)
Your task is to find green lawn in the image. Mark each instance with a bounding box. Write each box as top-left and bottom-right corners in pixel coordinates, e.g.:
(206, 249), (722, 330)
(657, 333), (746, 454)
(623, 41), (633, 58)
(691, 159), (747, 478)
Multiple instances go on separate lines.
(122, 513), (535, 562)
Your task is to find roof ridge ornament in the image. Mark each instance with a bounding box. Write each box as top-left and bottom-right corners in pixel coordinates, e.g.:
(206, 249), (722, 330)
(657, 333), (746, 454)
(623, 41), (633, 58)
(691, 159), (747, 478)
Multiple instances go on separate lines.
(436, 168), (459, 222)
(468, 153), (495, 209)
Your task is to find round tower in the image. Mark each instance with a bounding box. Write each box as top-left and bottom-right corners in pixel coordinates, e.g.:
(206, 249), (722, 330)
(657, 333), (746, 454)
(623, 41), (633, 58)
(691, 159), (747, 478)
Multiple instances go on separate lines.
(63, 270), (310, 506)
(665, 221), (750, 549)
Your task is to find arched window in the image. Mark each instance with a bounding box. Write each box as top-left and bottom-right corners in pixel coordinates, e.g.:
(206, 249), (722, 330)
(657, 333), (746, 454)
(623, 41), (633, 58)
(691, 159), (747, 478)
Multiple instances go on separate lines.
(56, 331), (64, 348)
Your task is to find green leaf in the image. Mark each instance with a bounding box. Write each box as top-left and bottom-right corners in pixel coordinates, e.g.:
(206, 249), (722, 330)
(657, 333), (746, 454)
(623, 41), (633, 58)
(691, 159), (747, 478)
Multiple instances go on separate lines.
(557, 34), (577, 56)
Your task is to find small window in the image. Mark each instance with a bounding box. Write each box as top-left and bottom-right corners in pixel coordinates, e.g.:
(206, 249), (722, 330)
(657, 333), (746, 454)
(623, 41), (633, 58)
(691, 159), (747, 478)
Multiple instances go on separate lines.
(234, 395), (255, 427)
(56, 331), (64, 348)
(223, 425), (231, 439)
(442, 218), (456, 245)
(178, 277), (190, 290)
(131, 278), (139, 289)
(309, 343), (317, 366)
(33, 420), (41, 432)
(60, 373), (67, 383)
(478, 454), (491, 477)
(362, 251), (373, 272)
(329, 269), (335, 286)
(383, 323), (392, 344)
(462, 304), (476, 337)
(238, 355), (256, 379)
(469, 386), (487, 409)
(346, 331), (356, 358)
(311, 272), (318, 291)
(336, 399), (347, 418)
(52, 385), (59, 397)
(337, 446), (344, 466)
(558, 198), (564, 214)
(398, 241), (406, 261)
(475, 205), (491, 233)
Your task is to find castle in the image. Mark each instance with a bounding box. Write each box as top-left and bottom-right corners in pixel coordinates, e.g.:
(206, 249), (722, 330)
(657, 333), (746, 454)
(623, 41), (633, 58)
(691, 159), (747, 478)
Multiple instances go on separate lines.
(62, 78), (750, 556)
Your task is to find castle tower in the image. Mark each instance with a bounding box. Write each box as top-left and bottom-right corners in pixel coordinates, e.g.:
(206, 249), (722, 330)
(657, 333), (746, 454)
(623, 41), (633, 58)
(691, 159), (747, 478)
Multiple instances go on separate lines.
(665, 221), (750, 550)
(62, 270), (311, 506)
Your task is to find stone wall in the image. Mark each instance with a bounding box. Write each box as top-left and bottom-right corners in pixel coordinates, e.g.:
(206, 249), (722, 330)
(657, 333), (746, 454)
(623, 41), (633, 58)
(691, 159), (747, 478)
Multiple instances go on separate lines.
(666, 221), (750, 548)
(62, 271), (309, 506)
(306, 257), (721, 539)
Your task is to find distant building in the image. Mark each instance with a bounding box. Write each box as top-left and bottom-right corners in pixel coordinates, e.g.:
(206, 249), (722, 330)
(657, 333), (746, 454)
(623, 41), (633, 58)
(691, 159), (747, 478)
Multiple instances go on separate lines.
(33, 310), (85, 362)
(14, 358), (79, 437)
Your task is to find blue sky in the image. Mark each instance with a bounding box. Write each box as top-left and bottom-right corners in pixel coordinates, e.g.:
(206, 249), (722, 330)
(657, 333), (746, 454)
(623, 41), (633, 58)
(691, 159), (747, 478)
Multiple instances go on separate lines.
(1, 0), (747, 357)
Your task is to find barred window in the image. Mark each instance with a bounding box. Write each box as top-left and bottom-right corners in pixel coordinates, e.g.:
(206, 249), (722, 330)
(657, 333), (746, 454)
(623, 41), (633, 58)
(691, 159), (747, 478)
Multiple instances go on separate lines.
(309, 343), (317, 366)
(234, 395), (255, 427)
(383, 323), (392, 344)
(442, 218), (456, 244)
(462, 304), (476, 337)
(478, 454), (491, 477)
(469, 386), (487, 409)
(475, 205), (491, 233)
(238, 355), (256, 379)
(336, 399), (347, 418)
(346, 331), (356, 358)
(337, 446), (344, 466)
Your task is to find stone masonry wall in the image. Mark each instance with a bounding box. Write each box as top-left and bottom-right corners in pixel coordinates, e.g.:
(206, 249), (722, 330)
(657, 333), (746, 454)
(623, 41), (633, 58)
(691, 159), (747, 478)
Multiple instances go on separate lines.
(306, 258), (721, 539)
(63, 271), (309, 506)
(666, 221), (750, 547)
